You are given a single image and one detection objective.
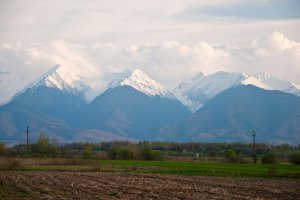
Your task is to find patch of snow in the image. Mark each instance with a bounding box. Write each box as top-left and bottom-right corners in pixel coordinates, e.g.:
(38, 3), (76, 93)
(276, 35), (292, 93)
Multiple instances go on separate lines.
(242, 76), (272, 90)
(108, 69), (175, 99)
(174, 71), (276, 113)
(9, 65), (95, 102)
(254, 72), (300, 96)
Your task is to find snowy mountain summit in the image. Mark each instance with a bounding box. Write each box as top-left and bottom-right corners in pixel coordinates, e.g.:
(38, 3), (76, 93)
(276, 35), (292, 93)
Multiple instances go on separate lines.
(17, 65), (94, 101)
(108, 69), (174, 99)
(174, 71), (275, 113)
(254, 72), (300, 96)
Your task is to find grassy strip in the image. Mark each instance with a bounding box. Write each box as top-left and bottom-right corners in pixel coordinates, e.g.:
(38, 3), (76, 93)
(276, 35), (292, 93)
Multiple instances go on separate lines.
(98, 160), (300, 178)
(3, 159), (299, 178)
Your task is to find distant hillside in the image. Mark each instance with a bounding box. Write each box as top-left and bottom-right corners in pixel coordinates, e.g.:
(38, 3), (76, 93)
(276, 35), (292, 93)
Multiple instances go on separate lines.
(1, 66), (300, 144)
(159, 85), (300, 144)
(78, 86), (190, 140)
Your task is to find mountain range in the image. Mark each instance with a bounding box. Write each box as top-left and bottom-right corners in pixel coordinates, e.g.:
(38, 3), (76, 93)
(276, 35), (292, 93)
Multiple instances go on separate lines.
(1, 65), (300, 144)
(174, 71), (300, 112)
(162, 85), (300, 144)
(77, 69), (189, 140)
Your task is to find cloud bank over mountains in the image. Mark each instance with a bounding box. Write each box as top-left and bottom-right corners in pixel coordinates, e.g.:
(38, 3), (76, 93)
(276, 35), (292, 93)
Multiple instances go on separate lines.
(1, 31), (300, 103)
(1, 1), (300, 103)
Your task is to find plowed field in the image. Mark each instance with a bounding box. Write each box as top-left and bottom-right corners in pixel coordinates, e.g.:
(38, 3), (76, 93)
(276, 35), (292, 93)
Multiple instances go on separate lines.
(1, 172), (299, 199)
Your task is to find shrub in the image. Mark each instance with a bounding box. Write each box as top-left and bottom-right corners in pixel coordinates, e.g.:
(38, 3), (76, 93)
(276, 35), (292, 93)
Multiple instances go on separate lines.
(142, 149), (162, 160)
(118, 148), (133, 160)
(224, 148), (236, 158)
(151, 150), (163, 160)
(31, 133), (59, 157)
(82, 143), (92, 159)
(224, 156), (249, 163)
(261, 153), (278, 164)
(224, 148), (239, 163)
(0, 143), (5, 156)
(95, 151), (107, 159)
(0, 159), (24, 171)
(108, 146), (118, 160)
(142, 148), (153, 160)
(60, 147), (73, 158)
(289, 153), (300, 165)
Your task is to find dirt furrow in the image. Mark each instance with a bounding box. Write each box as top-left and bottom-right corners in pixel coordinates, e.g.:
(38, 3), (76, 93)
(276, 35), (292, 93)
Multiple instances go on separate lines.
(1, 172), (299, 199)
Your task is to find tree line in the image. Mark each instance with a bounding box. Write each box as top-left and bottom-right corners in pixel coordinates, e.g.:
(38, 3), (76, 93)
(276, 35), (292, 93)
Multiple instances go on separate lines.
(0, 133), (300, 164)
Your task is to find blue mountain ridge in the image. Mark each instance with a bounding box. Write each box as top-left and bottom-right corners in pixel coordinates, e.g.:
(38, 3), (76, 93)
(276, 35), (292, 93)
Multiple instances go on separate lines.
(157, 85), (300, 144)
(1, 75), (300, 144)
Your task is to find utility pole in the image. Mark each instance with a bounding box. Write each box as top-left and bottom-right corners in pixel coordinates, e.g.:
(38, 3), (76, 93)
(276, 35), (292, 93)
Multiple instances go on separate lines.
(26, 126), (29, 152)
(252, 130), (257, 164)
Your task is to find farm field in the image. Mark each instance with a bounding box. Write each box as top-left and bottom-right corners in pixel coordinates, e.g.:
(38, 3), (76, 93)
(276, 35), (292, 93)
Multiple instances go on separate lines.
(1, 158), (300, 199)
(1, 171), (300, 199)
(15, 159), (300, 178)
(97, 160), (300, 178)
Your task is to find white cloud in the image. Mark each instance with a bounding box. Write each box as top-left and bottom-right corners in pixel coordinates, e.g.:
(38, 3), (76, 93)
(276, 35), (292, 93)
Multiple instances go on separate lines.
(241, 31), (300, 81)
(0, 31), (300, 103)
(1, 0), (300, 45)
(0, 1), (299, 105)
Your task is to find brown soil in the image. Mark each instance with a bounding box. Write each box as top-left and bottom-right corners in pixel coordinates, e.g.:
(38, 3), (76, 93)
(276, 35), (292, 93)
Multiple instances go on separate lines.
(0, 172), (299, 199)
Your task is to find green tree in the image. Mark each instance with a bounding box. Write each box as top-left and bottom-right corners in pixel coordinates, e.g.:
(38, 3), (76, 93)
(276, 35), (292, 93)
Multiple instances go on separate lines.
(289, 153), (300, 165)
(0, 143), (5, 156)
(142, 148), (153, 160)
(108, 146), (118, 160)
(82, 143), (92, 159)
(36, 133), (51, 156)
(261, 153), (278, 164)
(118, 148), (133, 160)
(224, 148), (236, 159)
(33, 133), (58, 157)
(60, 147), (73, 158)
(141, 148), (162, 160)
(38, 133), (50, 145)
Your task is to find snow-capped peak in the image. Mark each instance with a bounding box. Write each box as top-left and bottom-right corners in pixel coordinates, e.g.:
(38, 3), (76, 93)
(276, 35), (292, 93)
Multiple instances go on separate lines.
(254, 72), (300, 95)
(242, 76), (272, 90)
(174, 71), (248, 112)
(15, 65), (95, 101)
(174, 71), (275, 113)
(108, 69), (174, 99)
(256, 72), (272, 80)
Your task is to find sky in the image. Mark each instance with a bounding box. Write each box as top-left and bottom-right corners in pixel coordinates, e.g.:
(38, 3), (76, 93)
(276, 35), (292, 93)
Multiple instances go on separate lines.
(0, 0), (300, 103)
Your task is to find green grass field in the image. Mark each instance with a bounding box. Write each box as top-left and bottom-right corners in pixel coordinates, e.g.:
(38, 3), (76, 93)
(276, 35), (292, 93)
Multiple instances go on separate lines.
(19, 159), (300, 178)
(97, 160), (300, 178)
